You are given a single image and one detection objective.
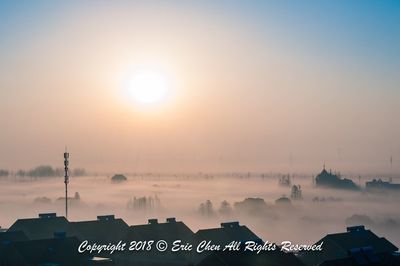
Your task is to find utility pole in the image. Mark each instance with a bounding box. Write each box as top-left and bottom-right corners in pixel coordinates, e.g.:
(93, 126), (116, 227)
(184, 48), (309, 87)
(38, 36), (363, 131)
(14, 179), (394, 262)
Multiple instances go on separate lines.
(64, 148), (69, 219)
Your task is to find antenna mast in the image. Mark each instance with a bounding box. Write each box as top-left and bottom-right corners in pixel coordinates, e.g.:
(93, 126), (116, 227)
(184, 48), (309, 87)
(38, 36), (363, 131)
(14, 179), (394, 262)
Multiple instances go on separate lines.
(64, 148), (70, 219)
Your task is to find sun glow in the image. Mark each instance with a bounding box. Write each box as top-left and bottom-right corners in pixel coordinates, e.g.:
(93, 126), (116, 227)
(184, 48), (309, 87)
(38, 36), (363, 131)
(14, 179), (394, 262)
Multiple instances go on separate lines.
(127, 70), (169, 105)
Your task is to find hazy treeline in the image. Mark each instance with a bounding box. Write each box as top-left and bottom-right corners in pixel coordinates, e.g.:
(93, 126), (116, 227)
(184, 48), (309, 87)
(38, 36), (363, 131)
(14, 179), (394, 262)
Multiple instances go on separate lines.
(0, 175), (400, 247)
(0, 169), (9, 177)
(0, 165), (86, 178)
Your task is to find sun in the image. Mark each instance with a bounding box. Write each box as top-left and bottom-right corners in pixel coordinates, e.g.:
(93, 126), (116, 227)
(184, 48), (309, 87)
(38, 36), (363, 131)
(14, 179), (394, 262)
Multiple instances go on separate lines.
(127, 70), (169, 105)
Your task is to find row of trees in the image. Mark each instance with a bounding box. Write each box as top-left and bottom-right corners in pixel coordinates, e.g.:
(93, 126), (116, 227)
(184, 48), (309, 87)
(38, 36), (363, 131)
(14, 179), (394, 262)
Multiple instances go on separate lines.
(198, 197), (278, 217)
(0, 165), (86, 178)
(127, 195), (162, 211)
(198, 200), (233, 217)
(0, 169), (9, 177)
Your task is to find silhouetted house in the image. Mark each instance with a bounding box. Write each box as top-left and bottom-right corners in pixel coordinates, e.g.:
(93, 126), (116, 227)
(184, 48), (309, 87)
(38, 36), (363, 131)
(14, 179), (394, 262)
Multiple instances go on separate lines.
(70, 215), (129, 244)
(115, 218), (194, 266)
(318, 252), (400, 266)
(0, 232), (29, 264)
(0, 231), (29, 243)
(0, 236), (89, 266)
(315, 167), (359, 190)
(125, 218), (193, 242)
(198, 249), (305, 266)
(194, 222), (260, 247)
(7, 213), (76, 240)
(299, 225), (399, 266)
(190, 222), (262, 265)
(111, 174), (127, 182)
(0, 241), (27, 265)
(366, 179), (400, 192)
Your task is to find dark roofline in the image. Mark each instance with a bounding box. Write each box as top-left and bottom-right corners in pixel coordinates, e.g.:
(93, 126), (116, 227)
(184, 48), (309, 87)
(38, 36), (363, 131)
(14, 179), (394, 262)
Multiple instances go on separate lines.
(196, 224), (247, 233)
(12, 216), (68, 222)
(129, 220), (188, 228)
(71, 218), (128, 225)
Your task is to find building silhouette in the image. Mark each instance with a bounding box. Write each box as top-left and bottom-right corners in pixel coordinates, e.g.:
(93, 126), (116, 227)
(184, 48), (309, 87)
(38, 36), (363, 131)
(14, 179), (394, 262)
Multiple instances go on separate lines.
(71, 215), (129, 244)
(0, 231), (29, 243)
(191, 222), (262, 265)
(7, 213), (75, 240)
(1, 214), (399, 266)
(0, 236), (95, 266)
(299, 225), (399, 266)
(194, 222), (260, 247)
(315, 166), (359, 190)
(116, 218), (194, 265)
(366, 179), (400, 192)
(198, 249), (305, 266)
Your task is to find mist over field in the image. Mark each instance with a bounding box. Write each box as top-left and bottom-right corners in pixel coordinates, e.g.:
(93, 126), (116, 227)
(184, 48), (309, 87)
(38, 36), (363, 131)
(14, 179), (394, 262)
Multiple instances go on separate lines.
(1, 173), (399, 247)
(0, 2), (399, 266)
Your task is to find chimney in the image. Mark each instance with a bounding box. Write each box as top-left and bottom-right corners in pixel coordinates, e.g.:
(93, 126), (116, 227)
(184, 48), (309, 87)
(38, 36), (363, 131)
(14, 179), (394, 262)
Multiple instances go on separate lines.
(54, 231), (66, 239)
(347, 225), (365, 233)
(39, 213), (57, 219)
(97, 215), (115, 221)
(148, 219), (158, 225)
(221, 222), (240, 228)
(166, 217), (176, 223)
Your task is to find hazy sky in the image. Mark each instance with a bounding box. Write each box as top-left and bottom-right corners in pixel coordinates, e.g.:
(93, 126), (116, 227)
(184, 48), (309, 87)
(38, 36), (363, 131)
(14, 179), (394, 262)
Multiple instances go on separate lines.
(0, 0), (399, 173)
